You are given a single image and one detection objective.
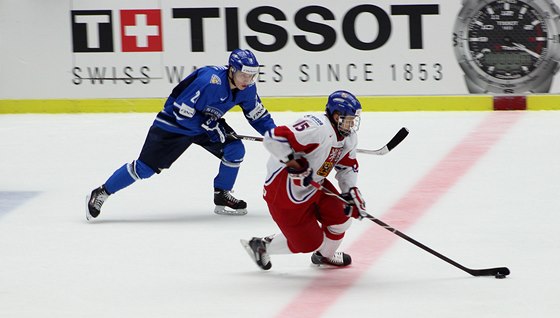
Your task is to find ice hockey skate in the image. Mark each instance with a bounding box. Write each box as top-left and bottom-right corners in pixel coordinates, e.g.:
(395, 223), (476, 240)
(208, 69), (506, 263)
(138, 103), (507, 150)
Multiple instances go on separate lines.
(86, 185), (109, 221)
(240, 237), (272, 270)
(311, 251), (352, 267)
(214, 189), (247, 215)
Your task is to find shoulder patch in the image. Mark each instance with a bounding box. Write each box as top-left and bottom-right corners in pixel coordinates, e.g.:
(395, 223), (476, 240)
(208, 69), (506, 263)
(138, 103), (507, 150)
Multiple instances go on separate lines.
(210, 74), (222, 85)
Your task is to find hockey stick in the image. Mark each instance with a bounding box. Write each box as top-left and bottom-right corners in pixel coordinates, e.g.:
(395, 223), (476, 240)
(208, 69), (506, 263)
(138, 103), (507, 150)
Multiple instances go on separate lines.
(308, 180), (510, 278)
(356, 127), (409, 155)
(232, 127), (409, 155)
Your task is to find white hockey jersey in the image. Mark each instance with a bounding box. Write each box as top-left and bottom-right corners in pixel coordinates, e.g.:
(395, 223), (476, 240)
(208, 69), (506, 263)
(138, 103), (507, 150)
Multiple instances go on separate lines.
(263, 113), (359, 204)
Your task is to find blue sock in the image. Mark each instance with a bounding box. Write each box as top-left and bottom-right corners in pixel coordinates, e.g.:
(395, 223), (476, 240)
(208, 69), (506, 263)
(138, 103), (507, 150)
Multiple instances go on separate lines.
(104, 164), (136, 194)
(104, 160), (155, 194)
(213, 160), (240, 191)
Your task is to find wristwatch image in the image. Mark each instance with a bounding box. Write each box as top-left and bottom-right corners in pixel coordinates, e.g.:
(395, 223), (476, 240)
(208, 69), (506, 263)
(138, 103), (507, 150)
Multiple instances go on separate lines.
(453, 0), (560, 94)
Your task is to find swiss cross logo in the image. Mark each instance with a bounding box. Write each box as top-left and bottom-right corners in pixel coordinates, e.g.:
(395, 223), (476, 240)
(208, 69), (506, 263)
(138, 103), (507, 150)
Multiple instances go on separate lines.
(120, 10), (163, 52)
(71, 9), (163, 53)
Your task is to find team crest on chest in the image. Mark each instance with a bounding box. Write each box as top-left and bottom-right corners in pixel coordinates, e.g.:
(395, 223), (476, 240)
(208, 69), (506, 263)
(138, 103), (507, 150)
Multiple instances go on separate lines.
(210, 74), (221, 85)
(317, 147), (343, 176)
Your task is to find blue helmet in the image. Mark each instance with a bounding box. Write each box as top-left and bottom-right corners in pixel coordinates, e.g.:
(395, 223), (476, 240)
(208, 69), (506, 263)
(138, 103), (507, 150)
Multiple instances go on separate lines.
(228, 49), (260, 75)
(326, 90), (362, 136)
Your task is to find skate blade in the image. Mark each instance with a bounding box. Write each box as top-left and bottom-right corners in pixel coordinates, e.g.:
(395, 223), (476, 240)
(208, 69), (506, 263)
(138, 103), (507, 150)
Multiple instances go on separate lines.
(85, 194), (92, 221)
(214, 205), (247, 216)
(240, 239), (257, 263)
(310, 262), (348, 268)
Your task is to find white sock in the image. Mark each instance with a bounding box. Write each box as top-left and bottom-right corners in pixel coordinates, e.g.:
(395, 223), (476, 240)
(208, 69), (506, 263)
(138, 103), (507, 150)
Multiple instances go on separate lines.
(266, 233), (292, 254)
(317, 236), (343, 259)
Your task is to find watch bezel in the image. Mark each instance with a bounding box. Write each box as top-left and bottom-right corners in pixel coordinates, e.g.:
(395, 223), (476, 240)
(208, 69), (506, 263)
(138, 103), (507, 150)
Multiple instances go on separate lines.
(453, 0), (560, 93)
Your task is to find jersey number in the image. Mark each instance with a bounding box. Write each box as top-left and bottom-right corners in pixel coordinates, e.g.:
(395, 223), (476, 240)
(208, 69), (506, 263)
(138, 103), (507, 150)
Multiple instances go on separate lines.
(293, 120), (310, 131)
(190, 90), (200, 104)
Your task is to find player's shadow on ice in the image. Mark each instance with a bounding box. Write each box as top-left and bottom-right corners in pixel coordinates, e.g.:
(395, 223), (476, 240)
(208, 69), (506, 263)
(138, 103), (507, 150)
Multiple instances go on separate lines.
(87, 212), (269, 224)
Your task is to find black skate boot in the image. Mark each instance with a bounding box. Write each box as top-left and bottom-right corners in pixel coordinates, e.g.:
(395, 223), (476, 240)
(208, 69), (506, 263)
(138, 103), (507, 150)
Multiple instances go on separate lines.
(240, 237), (272, 270)
(311, 251), (352, 267)
(213, 188), (247, 216)
(86, 185), (109, 221)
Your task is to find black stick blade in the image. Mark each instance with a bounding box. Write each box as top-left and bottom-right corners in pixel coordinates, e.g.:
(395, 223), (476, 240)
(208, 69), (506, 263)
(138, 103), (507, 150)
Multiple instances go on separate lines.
(468, 267), (510, 277)
(386, 127), (409, 151)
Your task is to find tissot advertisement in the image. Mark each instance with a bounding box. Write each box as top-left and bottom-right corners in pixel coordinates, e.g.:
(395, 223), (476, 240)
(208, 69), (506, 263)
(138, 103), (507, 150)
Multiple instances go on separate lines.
(1, 0), (559, 99)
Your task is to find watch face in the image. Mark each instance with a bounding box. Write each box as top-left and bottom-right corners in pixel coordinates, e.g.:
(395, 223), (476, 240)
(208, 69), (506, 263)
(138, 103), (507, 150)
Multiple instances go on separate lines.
(454, 0), (560, 93)
(467, 0), (548, 80)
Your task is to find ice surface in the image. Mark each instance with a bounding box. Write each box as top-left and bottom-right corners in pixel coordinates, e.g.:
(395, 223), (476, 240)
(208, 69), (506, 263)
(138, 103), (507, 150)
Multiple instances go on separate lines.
(1, 111), (559, 318)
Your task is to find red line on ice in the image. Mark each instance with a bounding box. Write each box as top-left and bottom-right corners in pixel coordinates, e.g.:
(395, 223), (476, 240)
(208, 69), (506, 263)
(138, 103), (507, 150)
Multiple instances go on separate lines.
(275, 112), (522, 318)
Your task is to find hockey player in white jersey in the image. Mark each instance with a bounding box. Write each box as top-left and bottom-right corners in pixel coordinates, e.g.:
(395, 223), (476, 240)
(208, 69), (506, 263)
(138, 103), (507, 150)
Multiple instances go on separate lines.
(241, 90), (367, 270)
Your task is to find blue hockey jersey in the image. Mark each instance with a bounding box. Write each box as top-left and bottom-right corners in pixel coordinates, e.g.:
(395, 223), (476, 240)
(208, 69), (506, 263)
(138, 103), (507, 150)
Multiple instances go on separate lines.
(154, 66), (276, 136)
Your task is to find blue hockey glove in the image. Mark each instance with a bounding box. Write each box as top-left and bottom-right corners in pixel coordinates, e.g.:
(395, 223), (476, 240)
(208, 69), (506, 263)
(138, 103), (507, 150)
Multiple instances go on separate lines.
(202, 117), (227, 143)
(286, 158), (313, 187)
(341, 187), (367, 219)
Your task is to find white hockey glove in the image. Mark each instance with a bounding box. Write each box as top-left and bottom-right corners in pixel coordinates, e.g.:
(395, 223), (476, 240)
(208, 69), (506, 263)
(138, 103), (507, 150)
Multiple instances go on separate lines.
(286, 158), (313, 187)
(341, 187), (367, 219)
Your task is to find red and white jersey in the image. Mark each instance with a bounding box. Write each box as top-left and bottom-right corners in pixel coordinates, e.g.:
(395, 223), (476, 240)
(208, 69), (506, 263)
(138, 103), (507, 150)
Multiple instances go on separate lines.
(263, 113), (359, 204)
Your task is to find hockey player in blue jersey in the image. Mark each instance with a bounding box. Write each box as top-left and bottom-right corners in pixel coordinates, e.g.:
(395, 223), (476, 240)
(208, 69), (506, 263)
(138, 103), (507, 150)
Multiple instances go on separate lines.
(86, 49), (276, 219)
